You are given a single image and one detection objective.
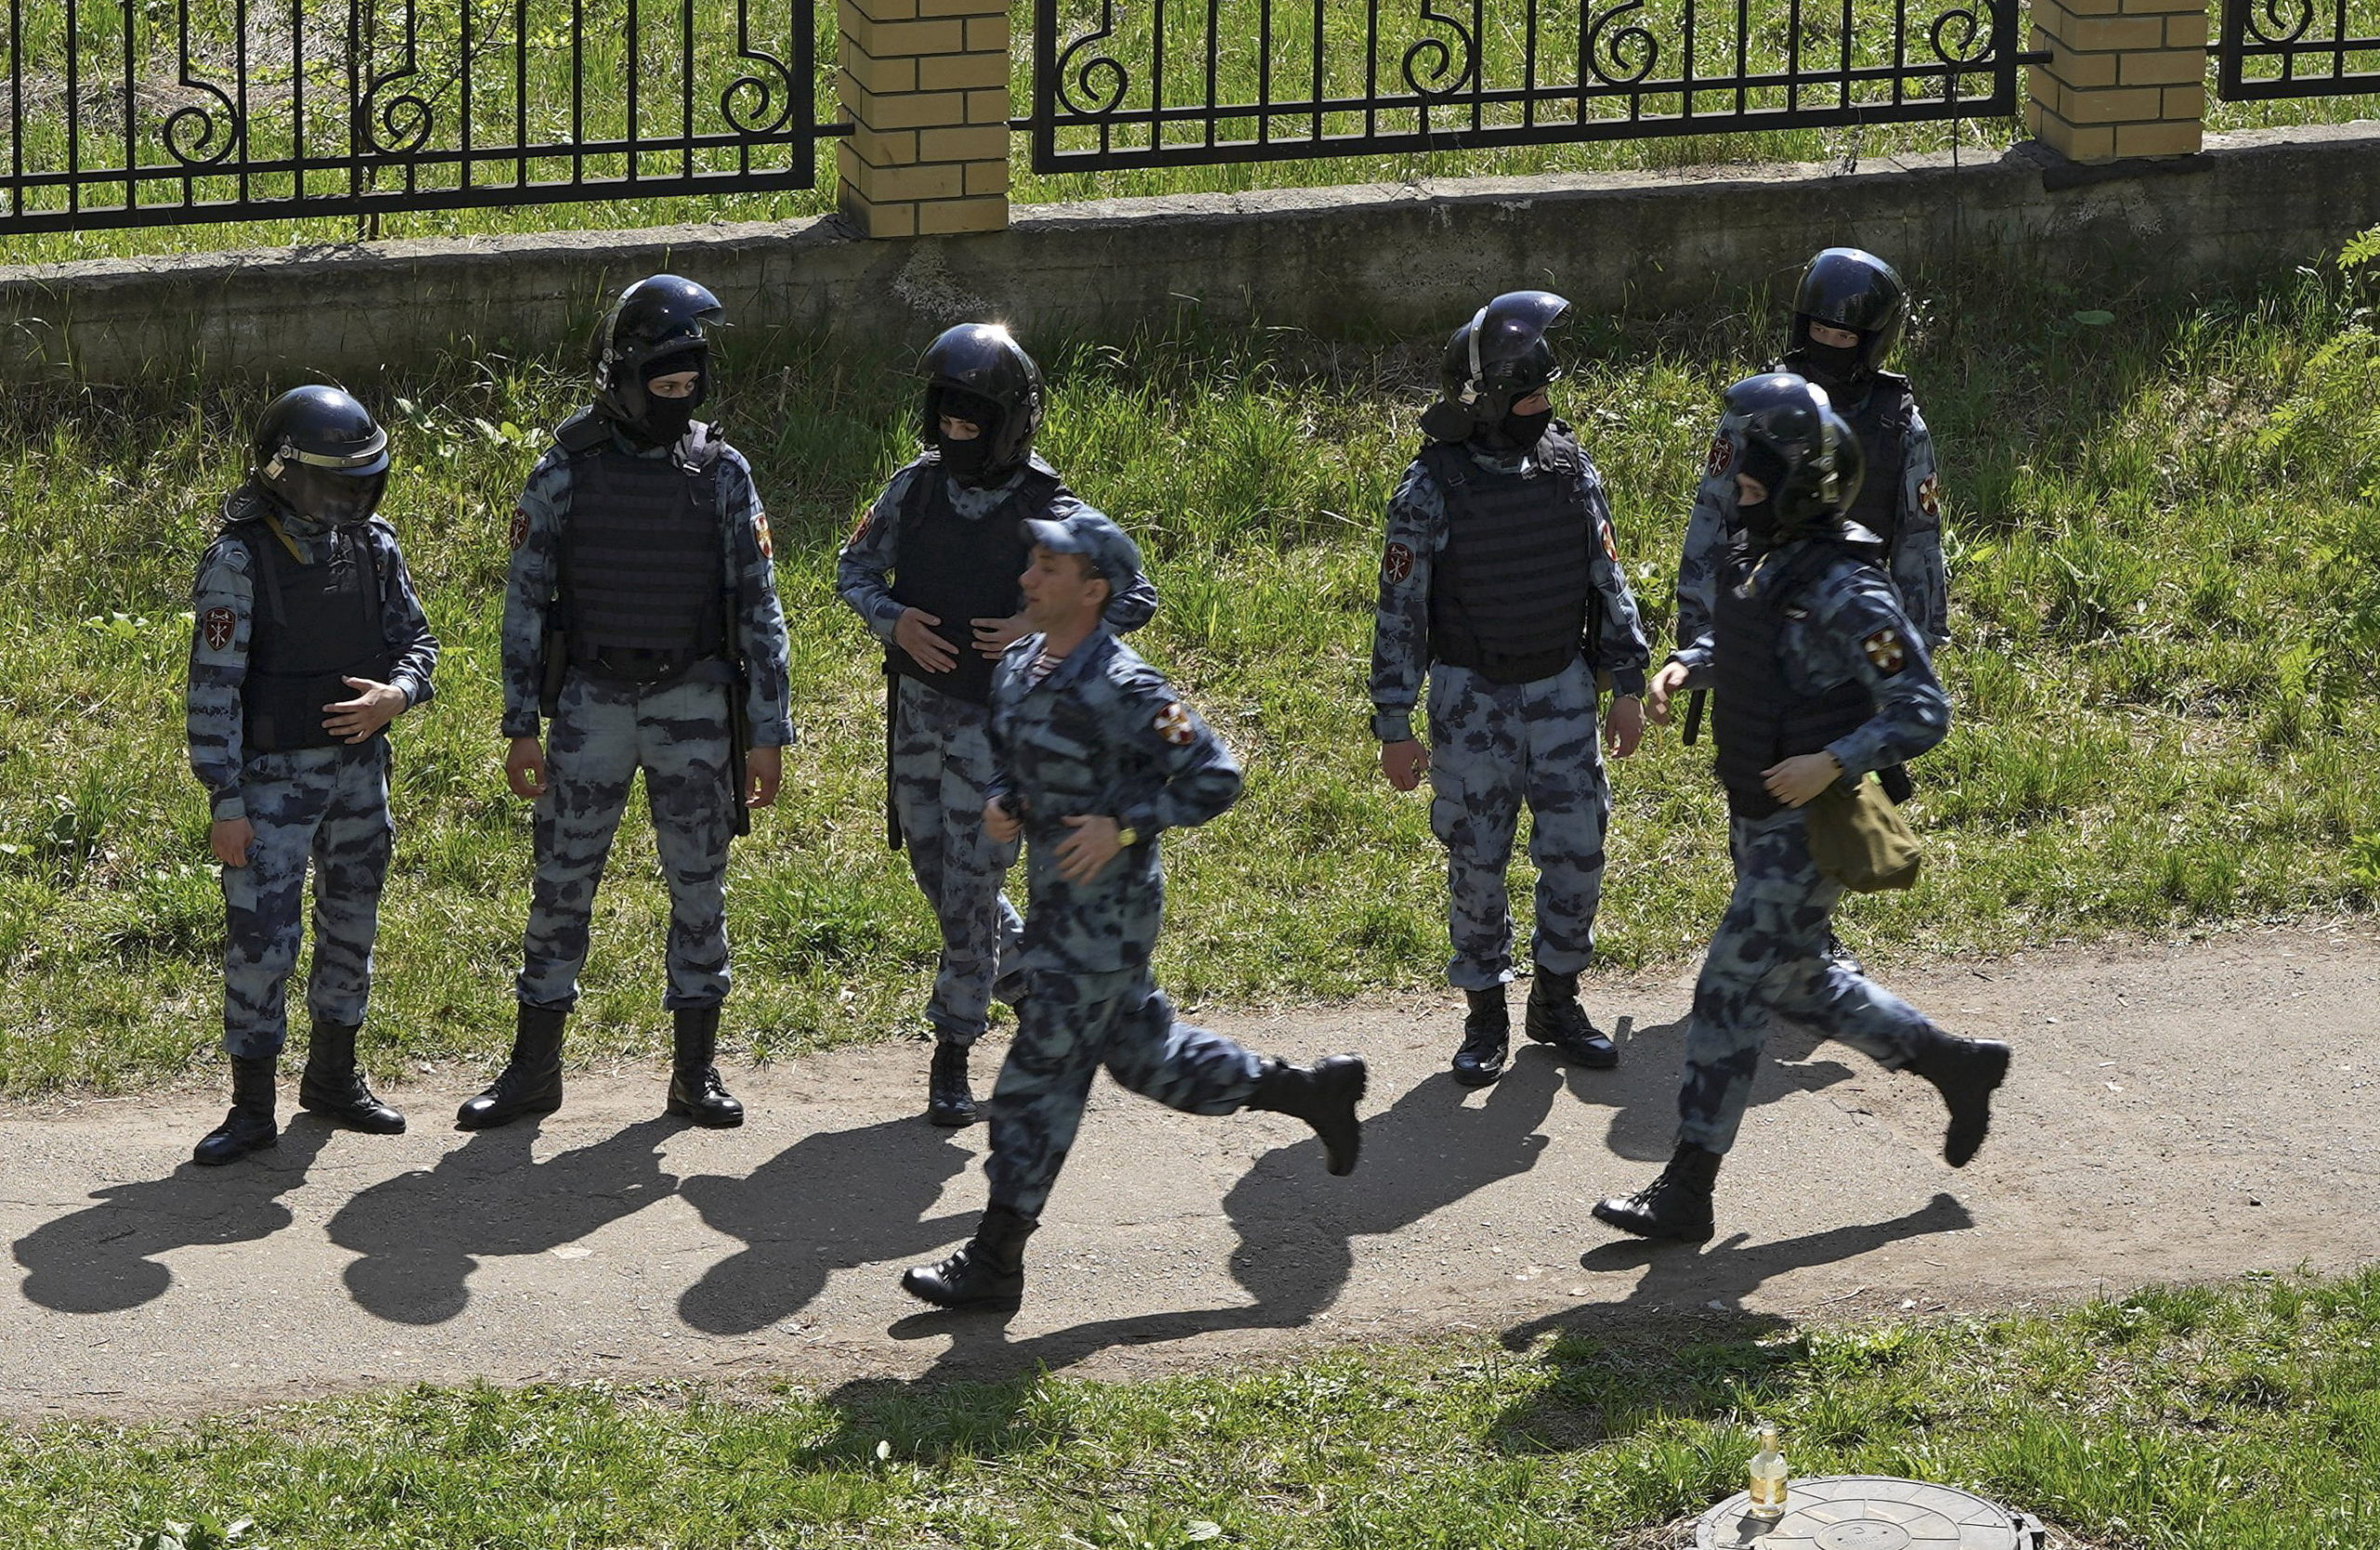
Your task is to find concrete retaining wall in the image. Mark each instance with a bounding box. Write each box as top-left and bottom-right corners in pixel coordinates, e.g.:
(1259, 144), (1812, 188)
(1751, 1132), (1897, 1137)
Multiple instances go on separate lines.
(2, 121), (2375, 385)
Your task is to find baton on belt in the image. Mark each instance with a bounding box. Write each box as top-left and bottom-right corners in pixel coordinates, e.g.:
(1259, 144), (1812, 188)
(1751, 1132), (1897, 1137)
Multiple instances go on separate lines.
(883, 669), (904, 852)
(1683, 688), (1707, 747)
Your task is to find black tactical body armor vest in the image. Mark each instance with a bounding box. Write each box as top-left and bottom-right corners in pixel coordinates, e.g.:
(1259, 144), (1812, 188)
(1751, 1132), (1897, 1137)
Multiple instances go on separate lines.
(1711, 541), (1878, 820)
(1421, 428), (1600, 686)
(1841, 374), (1913, 548)
(887, 461), (1064, 708)
(233, 517), (392, 754)
(560, 432), (726, 683)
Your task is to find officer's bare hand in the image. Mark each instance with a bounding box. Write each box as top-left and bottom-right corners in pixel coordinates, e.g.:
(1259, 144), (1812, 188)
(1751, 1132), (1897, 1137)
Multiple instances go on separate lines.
(984, 799), (1022, 844)
(1646, 660), (1693, 725)
(323, 676), (406, 743)
(506, 735), (549, 801)
(1763, 751), (1844, 809)
(1379, 739), (1430, 791)
(894, 608), (958, 672)
(745, 746), (783, 810)
(1055, 815), (1123, 882)
(209, 817), (256, 868)
(1605, 695), (1645, 760)
(971, 613), (1031, 659)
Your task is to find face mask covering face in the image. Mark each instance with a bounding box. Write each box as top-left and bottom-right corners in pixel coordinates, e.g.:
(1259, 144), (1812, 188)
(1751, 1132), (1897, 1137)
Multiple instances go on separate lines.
(1500, 406), (1554, 449)
(1792, 337), (1865, 391)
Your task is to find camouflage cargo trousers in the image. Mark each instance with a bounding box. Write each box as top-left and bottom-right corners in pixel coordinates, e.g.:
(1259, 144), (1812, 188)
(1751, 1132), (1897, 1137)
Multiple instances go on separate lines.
(517, 671), (737, 1012)
(1425, 656), (1611, 990)
(892, 676), (1023, 1044)
(219, 740), (394, 1058)
(985, 967), (1264, 1218)
(1676, 806), (1951, 1153)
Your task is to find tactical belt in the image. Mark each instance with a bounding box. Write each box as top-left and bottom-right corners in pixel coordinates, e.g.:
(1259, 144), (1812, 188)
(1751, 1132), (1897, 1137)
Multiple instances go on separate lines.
(570, 643), (737, 691)
(1432, 643), (1580, 687)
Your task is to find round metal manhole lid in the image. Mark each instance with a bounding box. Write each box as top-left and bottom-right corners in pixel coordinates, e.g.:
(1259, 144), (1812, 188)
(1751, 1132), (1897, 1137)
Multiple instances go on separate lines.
(1694, 1476), (2032, 1550)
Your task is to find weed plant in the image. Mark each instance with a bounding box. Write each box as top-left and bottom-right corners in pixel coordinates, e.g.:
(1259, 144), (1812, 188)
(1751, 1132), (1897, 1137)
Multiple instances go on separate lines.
(1, 256), (2377, 1093)
(5, 1265), (2380, 1545)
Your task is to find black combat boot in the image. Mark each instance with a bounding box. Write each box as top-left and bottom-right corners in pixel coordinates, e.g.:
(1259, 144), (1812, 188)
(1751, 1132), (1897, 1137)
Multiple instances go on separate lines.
(456, 1003), (567, 1130)
(1451, 986), (1510, 1088)
(901, 1204), (1038, 1310)
(1524, 968), (1620, 1069)
(666, 1005), (745, 1128)
(298, 1019), (406, 1134)
(927, 1036), (978, 1128)
(1592, 1142), (1723, 1242)
(1903, 1037), (2012, 1167)
(1246, 1054), (1368, 1175)
(193, 1054), (280, 1166)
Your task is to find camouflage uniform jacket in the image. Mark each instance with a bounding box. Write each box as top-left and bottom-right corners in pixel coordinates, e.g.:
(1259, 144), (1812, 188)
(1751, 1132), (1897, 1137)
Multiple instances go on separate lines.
(1368, 438), (1651, 744)
(186, 490), (440, 822)
(500, 416), (793, 747)
(986, 628), (1242, 974)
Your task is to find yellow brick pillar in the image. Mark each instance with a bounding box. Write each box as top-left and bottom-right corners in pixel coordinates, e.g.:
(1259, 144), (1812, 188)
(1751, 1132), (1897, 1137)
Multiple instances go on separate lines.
(836, 0), (1012, 237)
(2025, 0), (2209, 161)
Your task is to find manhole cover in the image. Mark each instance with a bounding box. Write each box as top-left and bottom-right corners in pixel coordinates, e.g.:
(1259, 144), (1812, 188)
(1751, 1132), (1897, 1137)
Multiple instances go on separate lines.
(1694, 1476), (2045, 1550)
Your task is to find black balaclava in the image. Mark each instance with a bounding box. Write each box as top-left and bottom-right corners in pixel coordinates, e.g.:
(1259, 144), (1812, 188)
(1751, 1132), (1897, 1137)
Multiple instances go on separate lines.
(935, 387), (1004, 484)
(1788, 331), (1866, 396)
(634, 348), (707, 447)
(1736, 438), (1791, 551)
(1500, 404), (1554, 450)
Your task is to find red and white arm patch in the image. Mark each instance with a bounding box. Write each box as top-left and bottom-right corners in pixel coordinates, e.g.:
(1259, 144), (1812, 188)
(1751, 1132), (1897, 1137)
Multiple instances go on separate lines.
(753, 509), (774, 561)
(201, 606), (237, 653)
(1154, 702), (1197, 746)
(1862, 628), (1907, 675)
(1916, 473), (1942, 520)
(508, 509), (530, 550)
(1598, 515), (1620, 565)
(1382, 541), (1415, 585)
(1705, 435), (1734, 478)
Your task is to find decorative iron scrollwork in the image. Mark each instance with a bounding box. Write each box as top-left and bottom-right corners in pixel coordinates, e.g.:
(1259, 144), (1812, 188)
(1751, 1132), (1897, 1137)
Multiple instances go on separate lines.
(1580, 0), (1659, 87)
(1926, 4), (1996, 67)
(356, 0), (433, 156)
(721, 0), (799, 136)
(1401, 0), (1478, 98)
(1055, 0), (1130, 117)
(2241, 0), (2317, 46)
(165, 0), (240, 167)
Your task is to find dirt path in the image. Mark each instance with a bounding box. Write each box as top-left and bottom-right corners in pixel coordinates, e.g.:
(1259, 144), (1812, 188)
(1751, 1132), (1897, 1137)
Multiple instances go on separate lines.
(6, 926), (2377, 1421)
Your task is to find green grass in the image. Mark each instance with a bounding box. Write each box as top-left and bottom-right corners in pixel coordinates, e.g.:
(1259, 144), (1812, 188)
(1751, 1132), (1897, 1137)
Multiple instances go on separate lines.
(0, 0), (2373, 263)
(4, 253), (2380, 1093)
(9, 1265), (2380, 1546)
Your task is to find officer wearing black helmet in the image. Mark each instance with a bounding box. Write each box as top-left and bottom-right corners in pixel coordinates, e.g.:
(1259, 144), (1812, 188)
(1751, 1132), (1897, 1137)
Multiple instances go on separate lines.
(1368, 291), (1651, 1088)
(470, 273), (793, 1132)
(1676, 248), (1947, 669)
(838, 323), (1157, 1126)
(1595, 372), (2008, 1243)
(184, 386), (440, 1165)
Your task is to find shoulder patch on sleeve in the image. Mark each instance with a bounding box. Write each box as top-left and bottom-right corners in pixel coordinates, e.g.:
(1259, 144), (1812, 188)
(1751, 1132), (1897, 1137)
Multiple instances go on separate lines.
(509, 508), (530, 550)
(1598, 515), (1620, 565)
(1382, 541), (1415, 584)
(1862, 628), (1908, 675)
(1916, 473), (1941, 519)
(753, 509), (774, 560)
(1155, 702), (1197, 746)
(202, 606), (237, 652)
(1705, 435), (1734, 477)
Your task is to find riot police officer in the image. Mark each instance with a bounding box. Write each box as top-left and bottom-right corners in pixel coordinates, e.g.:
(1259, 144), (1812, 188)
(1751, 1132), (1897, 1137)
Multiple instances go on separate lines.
(838, 324), (1158, 1127)
(900, 510), (1366, 1310)
(1675, 247), (1948, 662)
(185, 386), (439, 1165)
(1596, 373), (2008, 1242)
(1369, 291), (1651, 1089)
(470, 273), (793, 1131)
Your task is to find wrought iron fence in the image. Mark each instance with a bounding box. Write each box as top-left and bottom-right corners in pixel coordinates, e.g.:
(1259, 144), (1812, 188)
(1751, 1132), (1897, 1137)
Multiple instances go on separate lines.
(2218, 0), (2380, 99)
(1029, 0), (2026, 171)
(0, 0), (836, 232)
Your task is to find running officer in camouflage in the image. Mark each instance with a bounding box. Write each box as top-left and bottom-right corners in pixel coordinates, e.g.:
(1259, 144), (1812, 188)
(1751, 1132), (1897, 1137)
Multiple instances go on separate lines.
(900, 509), (1366, 1311)
(468, 274), (793, 1133)
(1370, 290), (1651, 1090)
(1674, 248), (1948, 668)
(185, 386), (438, 1165)
(1595, 373), (2009, 1244)
(838, 323), (1158, 1128)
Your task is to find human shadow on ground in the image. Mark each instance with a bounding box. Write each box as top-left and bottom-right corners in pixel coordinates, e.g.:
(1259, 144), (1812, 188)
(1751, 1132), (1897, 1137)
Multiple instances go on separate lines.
(1585, 1013), (1858, 1164)
(1488, 1191), (1976, 1451)
(674, 1118), (978, 1334)
(14, 1120), (336, 1314)
(324, 1118), (679, 1325)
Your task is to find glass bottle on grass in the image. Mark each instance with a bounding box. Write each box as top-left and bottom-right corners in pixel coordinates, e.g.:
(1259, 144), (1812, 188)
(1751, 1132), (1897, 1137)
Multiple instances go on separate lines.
(1747, 1423), (1789, 1520)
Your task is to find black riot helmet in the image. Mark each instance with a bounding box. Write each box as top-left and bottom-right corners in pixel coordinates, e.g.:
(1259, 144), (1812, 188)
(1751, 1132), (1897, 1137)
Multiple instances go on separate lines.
(1419, 290), (1571, 444)
(1722, 372), (1866, 539)
(918, 323), (1045, 485)
(590, 273), (728, 444)
(251, 385), (390, 525)
(1787, 247), (1908, 380)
